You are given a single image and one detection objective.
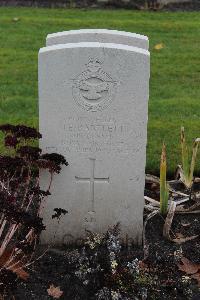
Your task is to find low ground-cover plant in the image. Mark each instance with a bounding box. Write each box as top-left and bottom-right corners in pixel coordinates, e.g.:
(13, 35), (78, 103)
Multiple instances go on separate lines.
(58, 223), (198, 299)
(0, 124), (68, 298)
(64, 224), (154, 300)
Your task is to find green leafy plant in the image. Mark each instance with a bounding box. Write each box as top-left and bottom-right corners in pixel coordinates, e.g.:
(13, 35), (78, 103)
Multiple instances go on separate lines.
(160, 143), (169, 216)
(178, 127), (200, 189)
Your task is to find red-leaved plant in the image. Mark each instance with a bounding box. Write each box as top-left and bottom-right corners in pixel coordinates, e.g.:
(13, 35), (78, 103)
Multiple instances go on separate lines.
(0, 124), (68, 298)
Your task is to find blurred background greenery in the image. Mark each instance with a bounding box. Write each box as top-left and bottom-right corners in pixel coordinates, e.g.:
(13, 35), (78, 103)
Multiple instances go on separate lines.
(0, 8), (200, 176)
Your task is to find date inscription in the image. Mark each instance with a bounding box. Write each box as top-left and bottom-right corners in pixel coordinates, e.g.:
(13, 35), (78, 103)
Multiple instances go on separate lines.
(58, 116), (143, 155)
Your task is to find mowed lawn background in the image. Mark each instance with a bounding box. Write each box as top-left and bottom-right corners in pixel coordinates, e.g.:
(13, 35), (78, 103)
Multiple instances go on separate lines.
(0, 8), (200, 175)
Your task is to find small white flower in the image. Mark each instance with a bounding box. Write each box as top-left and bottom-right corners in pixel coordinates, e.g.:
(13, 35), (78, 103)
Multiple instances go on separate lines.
(111, 290), (121, 300)
(83, 280), (89, 285)
(111, 260), (118, 269)
(182, 275), (191, 283)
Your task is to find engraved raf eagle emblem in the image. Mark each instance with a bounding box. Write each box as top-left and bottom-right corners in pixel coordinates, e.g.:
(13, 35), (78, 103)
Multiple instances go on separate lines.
(72, 58), (118, 112)
(79, 81), (109, 101)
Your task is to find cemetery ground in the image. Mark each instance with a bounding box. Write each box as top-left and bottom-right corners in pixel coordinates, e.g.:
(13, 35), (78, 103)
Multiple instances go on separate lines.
(15, 213), (200, 300)
(11, 170), (200, 299)
(0, 8), (200, 175)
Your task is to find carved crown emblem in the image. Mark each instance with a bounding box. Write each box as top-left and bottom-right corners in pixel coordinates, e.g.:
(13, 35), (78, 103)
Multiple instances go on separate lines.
(86, 59), (102, 73)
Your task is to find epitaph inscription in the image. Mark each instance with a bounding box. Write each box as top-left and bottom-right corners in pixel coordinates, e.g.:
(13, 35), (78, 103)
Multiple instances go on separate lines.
(72, 59), (118, 112)
(61, 116), (144, 155)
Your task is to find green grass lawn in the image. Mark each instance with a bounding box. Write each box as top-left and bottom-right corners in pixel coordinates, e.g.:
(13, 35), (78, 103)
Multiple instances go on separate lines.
(0, 7), (200, 175)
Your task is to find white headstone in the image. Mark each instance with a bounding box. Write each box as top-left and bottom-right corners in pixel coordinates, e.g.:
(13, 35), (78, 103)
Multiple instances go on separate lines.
(46, 29), (149, 50)
(39, 41), (150, 245)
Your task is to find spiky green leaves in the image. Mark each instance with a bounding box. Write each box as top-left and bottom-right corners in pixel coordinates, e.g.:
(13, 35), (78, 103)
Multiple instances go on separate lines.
(160, 143), (169, 216)
(180, 127), (200, 189)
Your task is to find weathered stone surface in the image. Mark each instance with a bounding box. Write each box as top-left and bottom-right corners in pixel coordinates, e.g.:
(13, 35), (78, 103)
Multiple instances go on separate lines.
(39, 42), (150, 245)
(46, 29), (149, 50)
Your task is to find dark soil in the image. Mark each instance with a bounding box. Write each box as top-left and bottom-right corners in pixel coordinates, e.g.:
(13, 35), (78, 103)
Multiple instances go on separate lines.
(13, 213), (200, 300)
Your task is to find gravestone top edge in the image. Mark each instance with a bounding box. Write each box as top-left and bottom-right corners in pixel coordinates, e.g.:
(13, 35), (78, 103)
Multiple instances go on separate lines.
(46, 29), (148, 41)
(39, 42), (150, 56)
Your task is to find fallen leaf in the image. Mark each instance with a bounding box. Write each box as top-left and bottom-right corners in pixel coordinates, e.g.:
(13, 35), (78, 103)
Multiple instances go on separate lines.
(173, 234), (198, 244)
(191, 272), (200, 286)
(47, 284), (63, 299)
(11, 263), (29, 280)
(12, 17), (20, 22)
(0, 250), (29, 280)
(178, 257), (200, 275)
(154, 43), (165, 50)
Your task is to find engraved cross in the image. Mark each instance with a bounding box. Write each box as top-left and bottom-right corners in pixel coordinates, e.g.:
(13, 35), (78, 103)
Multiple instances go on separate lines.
(75, 158), (109, 212)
